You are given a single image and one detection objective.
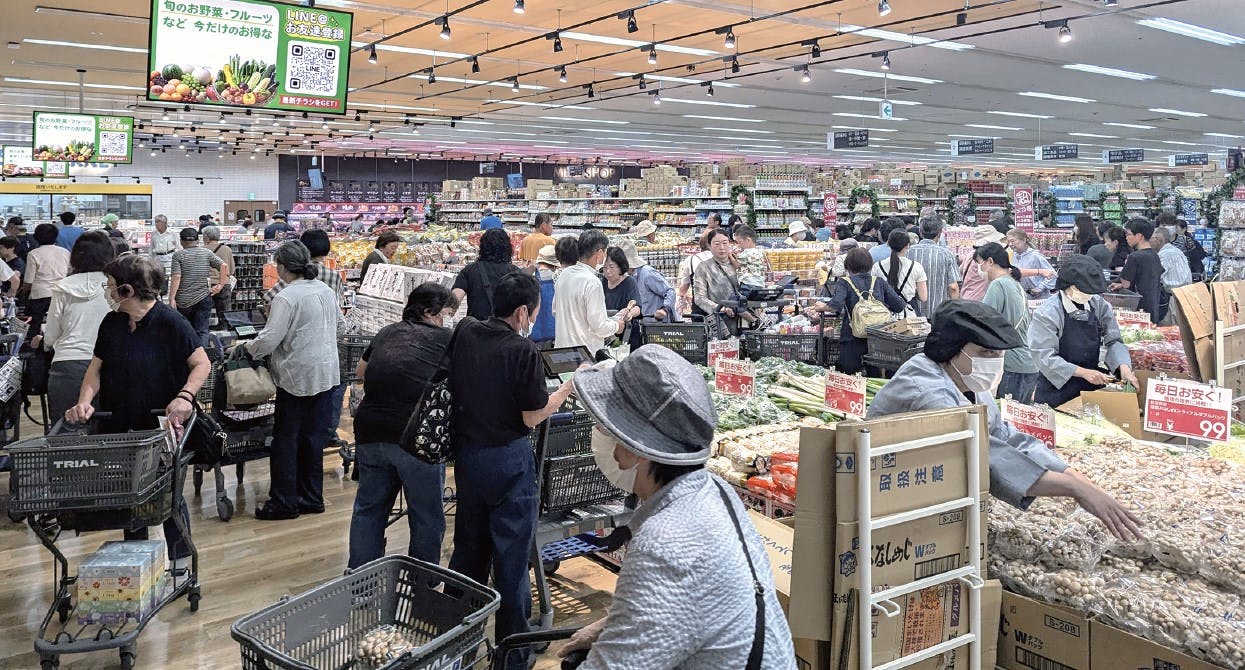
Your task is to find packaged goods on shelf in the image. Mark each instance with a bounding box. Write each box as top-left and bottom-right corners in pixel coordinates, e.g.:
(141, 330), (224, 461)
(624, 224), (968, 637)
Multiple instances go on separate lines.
(943, 225), (977, 261)
(76, 541), (169, 626)
(350, 294), (405, 335)
(357, 264), (455, 303)
(763, 248), (822, 272)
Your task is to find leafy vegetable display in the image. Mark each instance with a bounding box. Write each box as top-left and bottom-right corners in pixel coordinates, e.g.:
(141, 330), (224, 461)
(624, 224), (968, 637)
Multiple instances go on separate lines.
(713, 393), (795, 431)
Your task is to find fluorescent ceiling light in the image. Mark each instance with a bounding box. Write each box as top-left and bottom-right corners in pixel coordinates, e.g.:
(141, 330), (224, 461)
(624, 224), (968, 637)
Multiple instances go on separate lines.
(948, 134), (1000, 139)
(351, 102), (440, 112)
(966, 124), (1022, 131)
(1205, 132), (1244, 138)
(22, 38), (146, 54)
(574, 128), (654, 135)
(615, 72), (740, 88)
(682, 114), (763, 123)
(1069, 133), (1117, 138)
(483, 99), (595, 110)
(350, 41), (469, 59)
(1062, 64), (1156, 80)
(838, 24), (974, 51)
(1149, 107), (1207, 117)
(833, 112), (907, 121)
(539, 116), (628, 125)
(660, 98), (755, 108)
(833, 95), (922, 106)
(703, 127), (773, 134)
(418, 75), (546, 90)
(1136, 18), (1245, 46)
(3, 77), (142, 91)
(831, 125), (898, 133)
(986, 111), (1053, 119)
(737, 149), (789, 154)
(833, 68), (942, 84)
(562, 32), (718, 56)
(1018, 91), (1095, 103)
(1160, 140), (1202, 146)
(1211, 88), (1245, 99)
(1103, 122), (1155, 129)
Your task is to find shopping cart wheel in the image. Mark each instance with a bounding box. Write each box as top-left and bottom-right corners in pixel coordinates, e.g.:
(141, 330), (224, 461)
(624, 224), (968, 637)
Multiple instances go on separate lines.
(188, 585), (201, 612)
(542, 561), (560, 576)
(192, 467), (204, 496)
(39, 656), (58, 670)
(119, 647), (135, 670)
(217, 496), (235, 521)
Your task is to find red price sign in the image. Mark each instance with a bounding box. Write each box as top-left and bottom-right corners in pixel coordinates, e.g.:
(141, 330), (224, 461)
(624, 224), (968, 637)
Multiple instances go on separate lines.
(1001, 399), (1056, 449)
(1115, 309), (1153, 328)
(1012, 187), (1035, 231)
(824, 370), (866, 418)
(714, 358), (755, 397)
(707, 338), (740, 368)
(823, 193), (838, 225)
(1144, 377), (1232, 441)
(1234, 185), (1245, 200)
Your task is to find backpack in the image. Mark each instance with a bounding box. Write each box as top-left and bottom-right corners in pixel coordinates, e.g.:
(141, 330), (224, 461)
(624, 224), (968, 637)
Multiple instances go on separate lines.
(848, 276), (893, 338)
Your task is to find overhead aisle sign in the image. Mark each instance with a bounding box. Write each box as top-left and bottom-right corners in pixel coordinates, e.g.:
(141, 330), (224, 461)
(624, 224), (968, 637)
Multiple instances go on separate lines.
(31, 113), (133, 164)
(1035, 144), (1079, 161)
(1169, 153), (1209, 167)
(829, 130), (869, 150)
(952, 139), (994, 156)
(147, 0), (354, 114)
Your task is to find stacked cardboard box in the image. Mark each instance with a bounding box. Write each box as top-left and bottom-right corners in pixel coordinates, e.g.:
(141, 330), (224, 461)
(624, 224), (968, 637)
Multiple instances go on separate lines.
(76, 541), (169, 626)
(357, 264), (455, 303)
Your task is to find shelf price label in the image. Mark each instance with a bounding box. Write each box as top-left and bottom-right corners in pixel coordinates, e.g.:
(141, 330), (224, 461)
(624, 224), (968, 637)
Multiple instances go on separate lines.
(1001, 399), (1056, 449)
(1115, 309), (1153, 328)
(824, 370), (866, 418)
(1012, 187), (1035, 230)
(1144, 377), (1232, 441)
(714, 358), (755, 397)
(707, 338), (740, 368)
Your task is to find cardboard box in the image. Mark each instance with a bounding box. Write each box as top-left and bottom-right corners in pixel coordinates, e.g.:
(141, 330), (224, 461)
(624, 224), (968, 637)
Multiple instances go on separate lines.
(1172, 283), (1214, 380)
(1075, 389), (1179, 444)
(749, 511), (794, 612)
(1089, 620), (1228, 670)
(997, 591), (1090, 670)
(790, 407), (989, 642)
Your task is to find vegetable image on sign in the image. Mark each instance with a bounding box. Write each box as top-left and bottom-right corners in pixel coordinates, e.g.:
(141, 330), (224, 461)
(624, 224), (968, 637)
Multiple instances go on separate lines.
(1143, 377), (1232, 441)
(823, 370), (866, 419)
(1000, 399), (1056, 449)
(714, 358), (755, 397)
(147, 0), (354, 114)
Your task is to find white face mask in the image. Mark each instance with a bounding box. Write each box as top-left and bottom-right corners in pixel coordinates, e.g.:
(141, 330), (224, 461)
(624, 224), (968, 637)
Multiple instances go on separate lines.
(952, 353), (1006, 393)
(1064, 286), (1093, 305)
(519, 306), (535, 338)
(591, 428), (638, 493)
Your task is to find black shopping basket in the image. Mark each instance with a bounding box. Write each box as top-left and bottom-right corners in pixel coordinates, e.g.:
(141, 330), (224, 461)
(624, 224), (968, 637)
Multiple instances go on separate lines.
(640, 320), (708, 365)
(533, 409), (623, 514)
(742, 330), (822, 365)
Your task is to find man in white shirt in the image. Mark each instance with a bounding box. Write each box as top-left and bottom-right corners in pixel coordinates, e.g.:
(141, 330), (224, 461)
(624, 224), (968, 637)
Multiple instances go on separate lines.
(554, 229), (630, 355)
(149, 214), (179, 289)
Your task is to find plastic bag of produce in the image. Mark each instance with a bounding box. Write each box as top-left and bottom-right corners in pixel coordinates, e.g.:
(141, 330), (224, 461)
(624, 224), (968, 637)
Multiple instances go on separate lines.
(1198, 531), (1245, 595)
(770, 462), (797, 497)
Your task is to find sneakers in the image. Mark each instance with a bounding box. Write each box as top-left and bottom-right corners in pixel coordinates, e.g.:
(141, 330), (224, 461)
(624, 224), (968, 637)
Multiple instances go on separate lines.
(254, 504), (299, 521)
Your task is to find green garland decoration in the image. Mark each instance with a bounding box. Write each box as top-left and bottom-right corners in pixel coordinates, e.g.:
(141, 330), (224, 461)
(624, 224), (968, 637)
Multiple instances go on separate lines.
(848, 185), (880, 219)
(424, 193), (440, 225)
(945, 186), (975, 226)
(1204, 168), (1245, 226)
(1153, 189), (1178, 218)
(730, 184), (756, 226)
(1036, 192), (1058, 222)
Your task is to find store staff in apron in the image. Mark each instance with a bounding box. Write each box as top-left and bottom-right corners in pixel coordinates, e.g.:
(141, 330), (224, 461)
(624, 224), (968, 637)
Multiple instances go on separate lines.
(1029, 256), (1138, 408)
(868, 300), (1141, 541)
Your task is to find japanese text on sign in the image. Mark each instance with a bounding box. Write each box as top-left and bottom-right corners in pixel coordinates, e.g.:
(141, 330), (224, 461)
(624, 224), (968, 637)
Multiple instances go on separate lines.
(824, 370), (866, 418)
(707, 338), (739, 368)
(1012, 187), (1035, 230)
(714, 358), (755, 397)
(1001, 399), (1056, 448)
(1144, 377), (1232, 441)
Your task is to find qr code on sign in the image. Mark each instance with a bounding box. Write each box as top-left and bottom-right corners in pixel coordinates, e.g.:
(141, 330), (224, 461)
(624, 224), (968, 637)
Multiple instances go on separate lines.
(98, 132), (129, 158)
(287, 41), (339, 96)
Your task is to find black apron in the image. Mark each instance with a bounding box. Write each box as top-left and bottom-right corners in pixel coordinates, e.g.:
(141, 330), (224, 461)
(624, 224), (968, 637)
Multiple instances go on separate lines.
(1034, 307), (1105, 408)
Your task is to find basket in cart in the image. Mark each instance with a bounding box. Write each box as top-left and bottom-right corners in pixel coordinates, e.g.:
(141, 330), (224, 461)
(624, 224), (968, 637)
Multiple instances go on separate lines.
(535, 410), (623, 513)
(820, 317), (843, 368)
(640, 321), (708, 365)
(741, 330), (821, 365)
(338, 334), (372, 385)
(1102, 290), (1142, 310)
(864, 326), (927, 371)
(232, 555), (499, 670)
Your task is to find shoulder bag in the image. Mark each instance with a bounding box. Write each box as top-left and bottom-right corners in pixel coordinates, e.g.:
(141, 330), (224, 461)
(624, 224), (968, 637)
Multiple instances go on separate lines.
(223, 346), (277, 406)
(398, 318), (472, 464)
(184, 399), (228, 466)
(714, 480), (766, 670)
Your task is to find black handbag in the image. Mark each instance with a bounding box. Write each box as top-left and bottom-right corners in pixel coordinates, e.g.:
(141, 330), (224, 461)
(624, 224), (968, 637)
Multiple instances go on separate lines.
(20, 345), (51, 396)
(184, 400), (227, 466)
(398, 318), (471, 464)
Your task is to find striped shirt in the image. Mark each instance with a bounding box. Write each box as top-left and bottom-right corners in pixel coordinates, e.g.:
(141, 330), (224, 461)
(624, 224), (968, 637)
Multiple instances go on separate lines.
(906, 240), (960, 317)
(170, 245), (222, 308)
(265, 262), (344, 304)
(1156, 243), (1192, 291)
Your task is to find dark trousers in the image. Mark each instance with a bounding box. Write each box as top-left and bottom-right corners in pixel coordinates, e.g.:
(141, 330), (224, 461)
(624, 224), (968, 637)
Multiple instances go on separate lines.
(47, 358), (91, 427)
(124, 499), (193, 560)
(449, 438), (538, 670)
(25, 296), (51, 340)
(347, 442), (446, 568)
(996, 371), (1038, 404)
(268, 387), (334, 514)
(326, 382), (347, 446)
(177, 297), (213, 347)
(212, 285), (232, 328)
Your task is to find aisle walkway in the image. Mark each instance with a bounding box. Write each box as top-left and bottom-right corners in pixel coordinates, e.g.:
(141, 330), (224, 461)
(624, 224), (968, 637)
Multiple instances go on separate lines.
(0, 411), (615, 669)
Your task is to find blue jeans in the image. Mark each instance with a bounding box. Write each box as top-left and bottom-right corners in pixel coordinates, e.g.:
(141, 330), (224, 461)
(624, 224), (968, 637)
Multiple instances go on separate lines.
(448, 437), (538, 670)
(267, 387), (335, 514)
(177, 297), (213, 347)
(347, 442), (446, 569)
(326, 382), (347, 445)
(996, 371), (1038, 404)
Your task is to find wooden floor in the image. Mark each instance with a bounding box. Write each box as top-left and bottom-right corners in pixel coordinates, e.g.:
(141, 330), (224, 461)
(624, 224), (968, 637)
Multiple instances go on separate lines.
(0, 411), (617, 669)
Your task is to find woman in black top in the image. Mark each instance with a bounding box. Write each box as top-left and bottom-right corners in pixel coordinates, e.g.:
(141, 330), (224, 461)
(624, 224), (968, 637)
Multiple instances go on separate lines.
(1073, 215), (1100, 256)
(452, 228), (521, 320)
(65, 255), (210, 568)
(347, 283), (459, 569)
(815, 247), (907, 375)
(601, 247), (642, 352)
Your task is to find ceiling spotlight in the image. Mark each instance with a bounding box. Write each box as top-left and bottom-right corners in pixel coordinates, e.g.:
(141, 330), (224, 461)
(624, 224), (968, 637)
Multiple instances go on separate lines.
(639, 75), (647, 90)
(322, 120), (329, 129)
(881, 52), (891, 70)
(428, 69), (436, 84)
(800, 64), (811, 83)
(730, 56), (740, 74)
(652, 91), (661, 105)
(162, 111), (169, 120)
(706, 82), (715, 97)
(1059, 21), (1073, 43)
(1103, 0), (1118, 5)
(513, 0), (524, 13)
(647, 46), (657, 65)
(471, 56), (480, 73)
(625, 11), (638, 33)
(412, 125), (420, 135)
(812, 41), (821, 58)
(367, 44), (377, 64)
(552, 33), (563, 53)
(558, 65), (568, 83)
(878, 0), (891, 16)
(273, 117), (281, 126)
(354, 113), (361, 121)
(511, 77), (520, 92)
(183, 104), (190, 112)
(586, 83), (595, 98)
(439, 15), (451, 40)
(724, 28), (735, 49)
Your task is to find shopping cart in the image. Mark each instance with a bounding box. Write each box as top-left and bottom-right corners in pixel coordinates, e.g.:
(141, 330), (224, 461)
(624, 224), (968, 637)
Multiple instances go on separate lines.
(7, 412), (201, 670)
(337, 334), (371, 478)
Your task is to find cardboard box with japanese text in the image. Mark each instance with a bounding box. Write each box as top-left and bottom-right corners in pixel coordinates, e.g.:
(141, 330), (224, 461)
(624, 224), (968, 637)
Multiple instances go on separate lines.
(1090, 620), (1228, 670)
(996, 591), (1090, 670)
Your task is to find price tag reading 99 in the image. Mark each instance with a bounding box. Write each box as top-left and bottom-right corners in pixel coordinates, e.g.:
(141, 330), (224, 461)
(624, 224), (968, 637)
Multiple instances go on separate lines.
(824, 370), (867, 419)
(1143, 377), (1232, 441)
(714, 358), (756, 397)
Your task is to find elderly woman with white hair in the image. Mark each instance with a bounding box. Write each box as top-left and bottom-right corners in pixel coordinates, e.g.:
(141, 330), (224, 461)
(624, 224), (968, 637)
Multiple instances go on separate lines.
(558, 345), (797, 668)
(201, 225), (235, 328)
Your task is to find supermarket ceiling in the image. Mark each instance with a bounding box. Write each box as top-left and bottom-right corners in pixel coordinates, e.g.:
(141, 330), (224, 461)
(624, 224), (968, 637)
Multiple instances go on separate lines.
(2, 0), (1244, 172)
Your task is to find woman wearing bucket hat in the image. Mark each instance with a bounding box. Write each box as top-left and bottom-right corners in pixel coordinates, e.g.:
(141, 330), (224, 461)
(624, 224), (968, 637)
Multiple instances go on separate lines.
(868, 300), (1141, 542)
(1030, 255), (1137, 408)
(561, 344), (797, 668)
